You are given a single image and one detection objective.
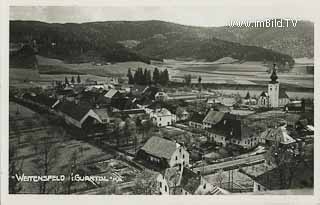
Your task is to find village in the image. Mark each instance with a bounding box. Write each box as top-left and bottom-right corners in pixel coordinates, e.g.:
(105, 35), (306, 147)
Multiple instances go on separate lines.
(9, 63), (314, 195)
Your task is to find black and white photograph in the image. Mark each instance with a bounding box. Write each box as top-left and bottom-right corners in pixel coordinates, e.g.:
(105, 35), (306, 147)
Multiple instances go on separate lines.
(4, 2), (316, 198)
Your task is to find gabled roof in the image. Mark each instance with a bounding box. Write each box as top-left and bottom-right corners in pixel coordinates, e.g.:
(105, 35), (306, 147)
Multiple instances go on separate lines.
(208, 115), (253, 140)
(279, 88), (289, 99)
(264, 126), (296, 145)
(23, 93), (58, 108)
(180, 167), (201, 194)
(190, 112), (205, 123)
(104, 89), (119, 98)
(55, 101), (92, 121)
(260, 91), (268, 97)
(140, 136), (179, 160)
(93, 108), (110, 121)
(203, 110), (225, 125)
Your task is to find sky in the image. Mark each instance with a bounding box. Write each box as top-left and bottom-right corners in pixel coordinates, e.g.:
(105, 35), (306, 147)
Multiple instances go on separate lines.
(10, 1), (317, 27)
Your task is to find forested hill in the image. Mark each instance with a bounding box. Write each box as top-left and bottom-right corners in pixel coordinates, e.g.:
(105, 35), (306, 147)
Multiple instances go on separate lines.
(10, 20), (304, 66)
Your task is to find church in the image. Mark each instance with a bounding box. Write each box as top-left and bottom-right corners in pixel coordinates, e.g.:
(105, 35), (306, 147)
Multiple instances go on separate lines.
(257, 64), (290, 108)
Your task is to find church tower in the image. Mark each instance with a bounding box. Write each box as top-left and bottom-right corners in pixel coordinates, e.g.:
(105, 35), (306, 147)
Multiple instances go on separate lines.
(268, 64), (279, 108)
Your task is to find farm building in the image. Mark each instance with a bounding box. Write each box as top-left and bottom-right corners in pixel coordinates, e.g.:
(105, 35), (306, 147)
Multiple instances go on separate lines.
(189, 112), (205, 129)
(156, 165), (228, 195)
(149, 108), (176, 127)
(136, 136), (190, 170)
(54, 101), (105, 128)
(204, 111), (261, 149)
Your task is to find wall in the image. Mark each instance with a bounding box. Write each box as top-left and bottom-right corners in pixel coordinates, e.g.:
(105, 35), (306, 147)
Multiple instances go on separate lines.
(168, 146), (190, 168)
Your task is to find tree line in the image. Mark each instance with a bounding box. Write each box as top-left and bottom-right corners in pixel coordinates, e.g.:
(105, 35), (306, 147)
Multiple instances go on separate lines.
(127, 68), (169, 86)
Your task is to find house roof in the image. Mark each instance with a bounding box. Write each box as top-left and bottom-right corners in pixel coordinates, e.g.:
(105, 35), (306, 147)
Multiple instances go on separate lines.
(164, 166), (182, 188)
(190, 112), (205, 123)
(93, 108), (110, 121)
(264, 126), (296, 145)
(23, 93), (58, 107)
(203, 110), (225, 125)
(180, 167), (201, 194)
(213, 103), (231, 113)
(55, 101), (92, 121)
(279, 88), (289, 99)
(152, 108), (172, 116)
(140, 136), (179, 160)
(208, 116), (253, 140)
(104, 89), (119, 98)
(260, 91), (268, 97)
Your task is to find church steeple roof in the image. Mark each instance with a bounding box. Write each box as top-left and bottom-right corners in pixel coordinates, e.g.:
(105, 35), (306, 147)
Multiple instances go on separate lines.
(270, 63), (278, 83)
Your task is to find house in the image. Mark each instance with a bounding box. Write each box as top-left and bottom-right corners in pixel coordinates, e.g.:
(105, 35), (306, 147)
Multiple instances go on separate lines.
(149, 108), (176, 127)
(92, 108), (111, 124)
(104, 89), (122, 100)
(203, 110), (228, 129)
(243, 92), (257, 105)
(240, 161), (314, 192)
(204, 111), (260, 149)
(189, 112), (205, 129)
(136, 136), (190, 170)
(262, 126), (296, 147)
(22, 92), (59, 110)
(257, 64), (290, 108)
(155, 92), (169, 102)
(54, 101), (103, 129)
(284, 100), (305, 113)
(156, 165), (228, 195)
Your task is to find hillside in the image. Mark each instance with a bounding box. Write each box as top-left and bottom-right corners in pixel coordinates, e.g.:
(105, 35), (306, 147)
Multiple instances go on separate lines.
(9, 20), (307, 67)
(208, 20), (314, 58)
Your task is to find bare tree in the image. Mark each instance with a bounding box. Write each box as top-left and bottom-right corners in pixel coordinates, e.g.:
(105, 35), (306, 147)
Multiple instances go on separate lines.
(133, 171), (159, 195)
(215, 169), (224, 188)
(9, 145), (23, 194)
(32, 127), (63, 194)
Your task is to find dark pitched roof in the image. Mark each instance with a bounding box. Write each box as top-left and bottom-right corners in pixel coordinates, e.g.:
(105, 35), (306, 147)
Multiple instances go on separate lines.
(279, 88), (289, 99)
(213, 103), (231, 113)
(140, 136), (178, 160)
(260, 91), (268, 97)
(190, 112), (206, 123)
(180, 167), (201, 194)
(203, 110), (225, 125)
(55, 101), (92, 121)
(23, 93), (58, 107)
(208, 116), (252, 140)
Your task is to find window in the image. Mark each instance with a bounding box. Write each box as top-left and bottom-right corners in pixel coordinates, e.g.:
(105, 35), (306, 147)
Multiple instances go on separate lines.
(180, 148), (182, 153)
(159, 118), (161, 121)
(257, 185), (261, 191)
(183, 154), (185, 159)
(165, 186), (167, 192)
(270, 87), (272, 91)
(203, 184), (206, 189)
(175, 156), (178, 160)
(160, 182), (162, 188)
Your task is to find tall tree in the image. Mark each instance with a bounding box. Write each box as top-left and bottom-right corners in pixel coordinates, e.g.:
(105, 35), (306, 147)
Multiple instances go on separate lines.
(184, 74), (192, 87)
(65, 76), (69, 85)
(124, 118), (136, 145)
(146, 70), (152, 85)
(133, 171), (159, 195)
(32, 127), (63, 194)
(127, 68), (134, 84)
(143, 69), (148, 85)
(153, 68), (160, 84)
(198, 76), (202, 84)
(77, 74), (81, 84)
(71, 76), (75, 84)
(9, 145), (23, 194)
